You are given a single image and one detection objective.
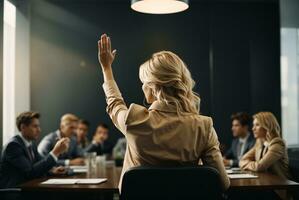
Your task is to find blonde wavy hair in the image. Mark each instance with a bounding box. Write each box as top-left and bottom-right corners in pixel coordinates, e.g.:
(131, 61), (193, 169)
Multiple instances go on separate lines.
(253, 112), (281, 141)
(139, 51), (200, 114)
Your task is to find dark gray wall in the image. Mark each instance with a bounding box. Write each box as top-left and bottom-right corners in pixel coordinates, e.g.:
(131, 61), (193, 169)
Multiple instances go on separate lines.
(210, 2), (281, 147)
(30, 0), (280, 148)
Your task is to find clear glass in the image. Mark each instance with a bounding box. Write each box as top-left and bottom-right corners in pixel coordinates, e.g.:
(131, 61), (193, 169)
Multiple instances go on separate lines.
(84, 152), (97, 177)
(96, 155), (107, 177)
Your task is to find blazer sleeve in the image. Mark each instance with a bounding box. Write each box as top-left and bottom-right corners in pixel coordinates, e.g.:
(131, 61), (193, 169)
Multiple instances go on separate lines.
(102, 80), (129, 135)
(6, 142), (56, 179)
(239, 144), (256, 169)
(56, 159), (66, 166)
(83, 143), (101, 154)
(231, 158), (239, 167)
(240, 139), (285, 172)
(38, 136), (53, 157)
(201, 118), (230, 191)
(38, 136), (67, 166)
(224, 140), (239, 167)
(102, 80), (149, 135)
(34, 145), (43, 161)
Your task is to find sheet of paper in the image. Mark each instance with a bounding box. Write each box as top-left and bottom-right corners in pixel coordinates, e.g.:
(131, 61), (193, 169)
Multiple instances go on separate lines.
(72, 168), (88, 173)
(228, 174), (258, 179)
(226, 169), (233, 174)
(41, 179), (77, 185)
(41, 178), (107, 185)
(69, 166), (88, 170)
(76, 178), (107, 184)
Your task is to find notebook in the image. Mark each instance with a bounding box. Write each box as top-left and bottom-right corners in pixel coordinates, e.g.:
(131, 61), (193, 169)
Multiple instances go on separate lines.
(41, 178), (107, 185)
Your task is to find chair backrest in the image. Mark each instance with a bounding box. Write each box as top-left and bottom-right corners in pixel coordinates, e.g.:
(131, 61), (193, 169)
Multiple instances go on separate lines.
(120, 166), (224, 200)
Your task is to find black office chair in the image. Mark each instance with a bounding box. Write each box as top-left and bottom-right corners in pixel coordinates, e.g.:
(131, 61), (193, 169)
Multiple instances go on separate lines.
(120, 166), (224, 200)
(0, 188), (21, 200)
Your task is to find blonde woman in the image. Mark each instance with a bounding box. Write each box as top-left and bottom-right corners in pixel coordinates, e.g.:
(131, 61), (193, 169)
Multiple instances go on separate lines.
(97, 34), (230, 191)
(239, 112), (291, 179)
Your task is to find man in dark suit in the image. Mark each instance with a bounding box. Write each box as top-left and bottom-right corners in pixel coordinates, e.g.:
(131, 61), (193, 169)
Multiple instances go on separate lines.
(0, 111), (69, 188)
(83, 123), (112, 156)
(223, 112), (255, 167)
(38, 114), (85, 166)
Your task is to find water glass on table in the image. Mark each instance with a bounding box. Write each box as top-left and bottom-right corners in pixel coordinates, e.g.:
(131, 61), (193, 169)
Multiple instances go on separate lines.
(84, 152), (97, 177)
(96, 155), (106, 176)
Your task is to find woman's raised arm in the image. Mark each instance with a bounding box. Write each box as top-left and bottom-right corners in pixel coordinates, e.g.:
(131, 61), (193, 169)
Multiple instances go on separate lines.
(98, 33), (128, 134)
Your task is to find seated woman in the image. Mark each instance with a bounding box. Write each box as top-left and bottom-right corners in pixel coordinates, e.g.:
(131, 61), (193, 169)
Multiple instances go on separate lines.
(97, 34), (230, 191)
(239, 112), (291, 179)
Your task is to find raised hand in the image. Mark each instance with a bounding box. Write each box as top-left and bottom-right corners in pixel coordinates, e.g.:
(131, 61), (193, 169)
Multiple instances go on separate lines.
(98, 33), (117, 71)
(52, 137), (70, 157)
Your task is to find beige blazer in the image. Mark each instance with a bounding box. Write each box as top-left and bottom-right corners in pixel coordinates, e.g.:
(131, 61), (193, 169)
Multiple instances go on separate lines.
(102, 80), (230, 191)
(239, 137), (291, 179)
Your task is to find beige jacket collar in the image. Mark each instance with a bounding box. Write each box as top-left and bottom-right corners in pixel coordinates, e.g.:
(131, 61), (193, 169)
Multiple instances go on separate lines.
(148, 101), (178, 113)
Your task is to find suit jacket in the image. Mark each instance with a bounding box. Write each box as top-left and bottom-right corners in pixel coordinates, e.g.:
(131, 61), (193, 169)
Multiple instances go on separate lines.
(0, 135), (56, 188)
(102, 80), (230, 191)
(239, 137), (291, 179)
(83, 141), (113, 156)
(77, 137), (90, 149)
(224, 134), (255, 167)
(38, 130), (82, 165)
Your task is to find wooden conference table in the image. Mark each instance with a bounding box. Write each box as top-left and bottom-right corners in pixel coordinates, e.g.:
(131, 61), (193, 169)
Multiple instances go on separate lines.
(20, 166), (299, 196)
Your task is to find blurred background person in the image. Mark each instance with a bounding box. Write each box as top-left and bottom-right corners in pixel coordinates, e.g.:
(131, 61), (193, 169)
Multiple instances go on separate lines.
(38, 113), (85, 166)
(239, 112), (292, 199)
(0, 111), (69, 188)
(223, 112), (255, 167)
(84, 123), (112, 156)
(76, 119), (90, 153)
(240, 112), (291, 178)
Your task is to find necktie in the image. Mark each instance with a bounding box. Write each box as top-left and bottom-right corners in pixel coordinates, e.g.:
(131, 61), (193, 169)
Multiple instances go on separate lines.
(28, 145), (35, 162)
(237, 141), (244, 159)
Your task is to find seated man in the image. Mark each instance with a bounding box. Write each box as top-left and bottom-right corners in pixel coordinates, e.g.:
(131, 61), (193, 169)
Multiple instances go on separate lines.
(0, 111), (69, 188)
(223, 112), (255, 167)
(76, 119), (90, 153)
(84, 123), (112, 156)
(38, 113), (85, 166)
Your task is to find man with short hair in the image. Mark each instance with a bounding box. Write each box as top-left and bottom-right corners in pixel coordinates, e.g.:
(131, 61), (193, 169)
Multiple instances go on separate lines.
(223, 112), (255, 167)
(76, 119), (90, 149)
(84, 123), (112, 155)
(38, 113), (85, 166)
(0, 111), (69, 188)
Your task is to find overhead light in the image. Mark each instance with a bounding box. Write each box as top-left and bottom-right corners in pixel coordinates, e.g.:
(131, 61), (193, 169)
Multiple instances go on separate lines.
(131, 0), (189, 14)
